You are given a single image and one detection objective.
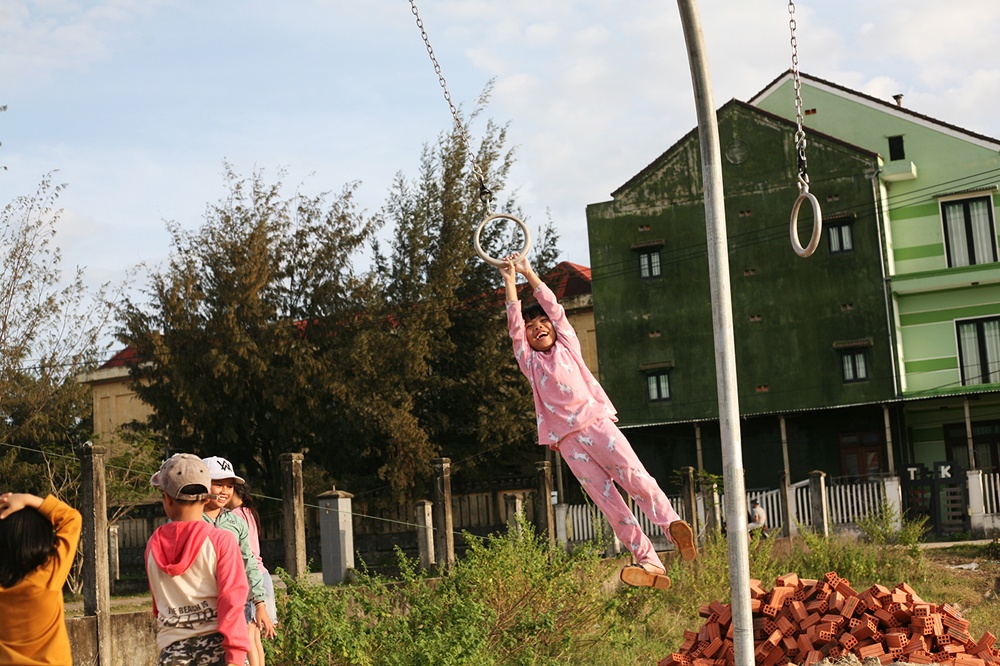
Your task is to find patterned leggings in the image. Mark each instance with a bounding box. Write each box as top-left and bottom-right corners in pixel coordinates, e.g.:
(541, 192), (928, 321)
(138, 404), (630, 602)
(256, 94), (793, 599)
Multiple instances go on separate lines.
(559, 418), (681, 569)
(158, 632), (226, 666)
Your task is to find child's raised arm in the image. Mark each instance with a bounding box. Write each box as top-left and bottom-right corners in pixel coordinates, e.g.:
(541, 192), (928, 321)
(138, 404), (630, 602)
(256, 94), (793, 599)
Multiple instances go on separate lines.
(0, 492), (44, 519)
(500, 254), (544, 303)
(499, 256), (519, 302)
(512, 254), (543, 291)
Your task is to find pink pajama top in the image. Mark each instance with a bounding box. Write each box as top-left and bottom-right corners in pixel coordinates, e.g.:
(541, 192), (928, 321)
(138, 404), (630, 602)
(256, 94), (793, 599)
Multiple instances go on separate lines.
(507, 282), (617, 447)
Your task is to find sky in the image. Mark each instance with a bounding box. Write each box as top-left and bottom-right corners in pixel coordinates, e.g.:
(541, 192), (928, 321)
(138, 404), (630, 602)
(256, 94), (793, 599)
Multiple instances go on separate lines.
(4, 0), (1000, 337)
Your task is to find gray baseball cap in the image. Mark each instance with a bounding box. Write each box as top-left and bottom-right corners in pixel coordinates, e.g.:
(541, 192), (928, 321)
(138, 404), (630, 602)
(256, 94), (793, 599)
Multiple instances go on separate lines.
(151, 453), (214, 501)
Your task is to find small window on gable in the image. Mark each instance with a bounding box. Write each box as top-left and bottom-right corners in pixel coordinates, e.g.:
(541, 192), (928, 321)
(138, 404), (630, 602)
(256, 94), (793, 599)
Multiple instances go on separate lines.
(826, 213), (857, 255)
(640, 361), (673, 402)
(888, 135), (905, 161)
(841, 351), (868, 383)
(631, 239), (665, 280)
(833, 338), (873, 384)
(828, 222), (854, 254)
(646, 371), (670, 402)
(639, 250), (661, 278)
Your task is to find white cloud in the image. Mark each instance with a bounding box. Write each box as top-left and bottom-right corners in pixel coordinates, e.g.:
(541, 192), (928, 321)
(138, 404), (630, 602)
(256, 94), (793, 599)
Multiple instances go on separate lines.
(0, 0), (164, 89)
(4, 0), (1000, 299)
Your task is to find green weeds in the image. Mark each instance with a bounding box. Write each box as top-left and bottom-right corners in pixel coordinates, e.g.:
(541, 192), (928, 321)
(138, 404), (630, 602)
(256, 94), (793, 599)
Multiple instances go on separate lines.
(267, 505), (997, 666)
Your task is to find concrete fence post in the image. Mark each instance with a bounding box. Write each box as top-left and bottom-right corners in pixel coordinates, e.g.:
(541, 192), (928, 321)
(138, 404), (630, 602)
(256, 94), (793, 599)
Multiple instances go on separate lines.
(679, 466), (698, 535)
(966, 470), (985, 538)
(787, 476), (801, 535)
(779, 471), (795, 537)
(414, 500), (435, 569)
(534, 461), (555, 544)
(431, 458), (455, 570)
(602, 514), (621, 558)
(318, 489), (354, 585)
(554, 503), (569, 549)
(280, 452), (307, 578)
(882, 475), (903, 532)
(505, 493), (525, 535)
(701, 482), (722, 537)
(808, 469), (830, 537)
(78, 442), (112, 666)
(108, 524), (120, 593)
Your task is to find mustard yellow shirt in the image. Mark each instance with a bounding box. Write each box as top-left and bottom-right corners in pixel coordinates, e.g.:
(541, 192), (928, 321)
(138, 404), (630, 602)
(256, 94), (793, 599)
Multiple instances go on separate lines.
(0, 495), (82, 665)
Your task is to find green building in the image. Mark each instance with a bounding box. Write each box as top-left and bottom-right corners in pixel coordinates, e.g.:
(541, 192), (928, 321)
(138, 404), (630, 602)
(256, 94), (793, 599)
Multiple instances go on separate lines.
(587, 98), (896, 490)
(753, 72), (1000, 479)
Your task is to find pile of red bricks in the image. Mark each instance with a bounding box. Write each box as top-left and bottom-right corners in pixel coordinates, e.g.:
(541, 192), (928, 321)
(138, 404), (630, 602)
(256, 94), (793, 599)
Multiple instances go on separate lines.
(658, 571), (997, 666)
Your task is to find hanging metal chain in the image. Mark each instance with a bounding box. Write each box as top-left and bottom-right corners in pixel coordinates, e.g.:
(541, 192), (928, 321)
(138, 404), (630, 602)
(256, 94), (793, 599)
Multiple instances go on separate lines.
(786, 0), (821, 257)
(409, 0), (495, 212)
(788, 0), (808, 190)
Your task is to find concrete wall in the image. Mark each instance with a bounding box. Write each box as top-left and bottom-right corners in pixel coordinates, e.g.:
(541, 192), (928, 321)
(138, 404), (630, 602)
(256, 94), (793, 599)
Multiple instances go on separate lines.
(78, 365), (154, 455)
(67, 612), (158, 666)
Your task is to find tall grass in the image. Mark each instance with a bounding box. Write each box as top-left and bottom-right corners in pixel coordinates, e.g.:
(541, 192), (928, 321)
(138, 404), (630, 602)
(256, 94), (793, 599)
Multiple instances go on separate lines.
(267, 505), (989, 666)
(783, 501), (928, 585)
(267, 520), (667, 666)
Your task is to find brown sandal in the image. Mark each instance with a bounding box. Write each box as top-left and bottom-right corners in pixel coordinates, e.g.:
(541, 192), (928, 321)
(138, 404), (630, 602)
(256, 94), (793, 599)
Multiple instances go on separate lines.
(669, 520), (697, 562)
(620, 565), (671, 590)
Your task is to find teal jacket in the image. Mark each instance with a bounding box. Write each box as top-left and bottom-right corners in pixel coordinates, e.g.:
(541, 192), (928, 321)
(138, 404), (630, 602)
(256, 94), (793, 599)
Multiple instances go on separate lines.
(203, 509), (266, 603)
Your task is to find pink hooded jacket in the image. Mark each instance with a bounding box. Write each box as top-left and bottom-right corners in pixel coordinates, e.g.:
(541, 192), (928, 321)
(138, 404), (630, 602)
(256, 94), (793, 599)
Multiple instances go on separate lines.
(145, 520), (249, 665)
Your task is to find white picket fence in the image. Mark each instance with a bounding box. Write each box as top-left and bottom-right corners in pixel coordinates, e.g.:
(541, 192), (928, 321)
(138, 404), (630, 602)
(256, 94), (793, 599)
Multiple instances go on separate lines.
(983, 471), (1000, 514)
(563, 477), (890, 547)
(565, 494), (685, 549)
(789, 477), (887, 531)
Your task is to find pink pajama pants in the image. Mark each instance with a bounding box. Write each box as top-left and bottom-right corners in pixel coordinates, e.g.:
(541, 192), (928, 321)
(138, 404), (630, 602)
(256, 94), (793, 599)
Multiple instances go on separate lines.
(558, 418), (681, 569)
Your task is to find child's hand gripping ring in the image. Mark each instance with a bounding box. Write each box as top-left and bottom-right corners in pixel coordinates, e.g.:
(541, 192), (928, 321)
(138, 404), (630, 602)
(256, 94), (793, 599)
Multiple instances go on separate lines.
(473, 213), (532, 267)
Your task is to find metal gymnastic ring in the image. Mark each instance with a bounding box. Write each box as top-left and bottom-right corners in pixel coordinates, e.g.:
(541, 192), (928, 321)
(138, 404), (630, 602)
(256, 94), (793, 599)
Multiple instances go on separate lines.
(473, 213), (532, 267)
(789, 190), (822, 258)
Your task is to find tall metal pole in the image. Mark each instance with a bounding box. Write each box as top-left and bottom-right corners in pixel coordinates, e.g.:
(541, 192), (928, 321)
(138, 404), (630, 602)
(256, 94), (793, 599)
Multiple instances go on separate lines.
(675, 2), (753, 665)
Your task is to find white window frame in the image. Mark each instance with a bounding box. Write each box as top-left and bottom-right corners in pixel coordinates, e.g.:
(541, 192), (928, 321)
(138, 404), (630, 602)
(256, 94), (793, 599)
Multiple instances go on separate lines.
(639, 250), (662, 279)
(940, 194), (998, 268)
(646, 371), (670, 402)
(841, 350), (868, 383)
(828, 222), (854, 254)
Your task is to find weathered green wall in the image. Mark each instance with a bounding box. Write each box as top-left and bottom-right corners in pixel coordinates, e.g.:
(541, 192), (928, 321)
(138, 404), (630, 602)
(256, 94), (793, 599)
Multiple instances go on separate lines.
(753, 77), (1000, 278)
(588, 102), (894, 429)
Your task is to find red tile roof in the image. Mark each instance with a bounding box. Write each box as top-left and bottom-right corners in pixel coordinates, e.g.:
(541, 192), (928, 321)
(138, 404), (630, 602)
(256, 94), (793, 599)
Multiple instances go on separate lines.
(99, 346), (144, 370)
(546, 262), (592, 300)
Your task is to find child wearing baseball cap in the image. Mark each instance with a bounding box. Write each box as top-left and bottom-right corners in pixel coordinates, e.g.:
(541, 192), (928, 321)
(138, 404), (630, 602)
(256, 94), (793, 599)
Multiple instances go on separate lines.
(201, 456), (276, 642)
(147, 453), (250, 666)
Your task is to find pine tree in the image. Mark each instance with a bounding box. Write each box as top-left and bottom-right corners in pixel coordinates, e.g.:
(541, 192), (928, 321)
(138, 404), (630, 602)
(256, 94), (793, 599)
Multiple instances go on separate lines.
(117, 165), (379, 484)
(367, 91), (562, 498)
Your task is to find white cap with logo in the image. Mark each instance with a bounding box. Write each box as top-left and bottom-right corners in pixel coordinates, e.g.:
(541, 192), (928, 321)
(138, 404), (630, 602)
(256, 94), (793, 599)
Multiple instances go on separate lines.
(201, 456), (246, 484)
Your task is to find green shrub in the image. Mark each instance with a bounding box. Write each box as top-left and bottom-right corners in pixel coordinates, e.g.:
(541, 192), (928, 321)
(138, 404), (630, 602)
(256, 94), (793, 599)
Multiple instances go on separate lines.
(265, 506), (978, 665)
(267, 518), (642, 666)
(782, 502), (928, 586)
(856, 500), (927, 549)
